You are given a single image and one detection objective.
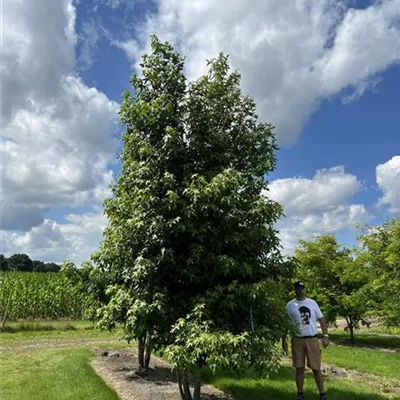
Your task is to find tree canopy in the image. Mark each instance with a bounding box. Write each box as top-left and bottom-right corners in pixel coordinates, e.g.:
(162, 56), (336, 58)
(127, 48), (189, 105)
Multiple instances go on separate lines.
(357, 218), (400, 326)
(294, 235), (373, 341)
(0, 254), (61, 273)
(94, 35), (291, 400)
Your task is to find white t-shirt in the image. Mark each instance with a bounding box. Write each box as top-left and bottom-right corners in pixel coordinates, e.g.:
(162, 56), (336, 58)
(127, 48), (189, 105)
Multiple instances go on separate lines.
(286, 298), (323, 337)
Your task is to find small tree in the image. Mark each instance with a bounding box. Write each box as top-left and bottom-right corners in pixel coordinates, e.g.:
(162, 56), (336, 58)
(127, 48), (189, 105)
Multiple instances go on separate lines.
(294, 235), (372, 342)
(95, 36), (291, 398)
(357, 218), (400, 327)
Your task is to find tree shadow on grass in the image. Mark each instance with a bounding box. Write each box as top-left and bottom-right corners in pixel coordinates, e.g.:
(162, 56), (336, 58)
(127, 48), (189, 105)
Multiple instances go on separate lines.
(203, 366), (390, 400)
(220, 382), (389, 400)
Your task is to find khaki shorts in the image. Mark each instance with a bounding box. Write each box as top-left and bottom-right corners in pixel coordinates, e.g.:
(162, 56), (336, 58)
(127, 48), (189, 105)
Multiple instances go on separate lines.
(291, 336), (321, 370)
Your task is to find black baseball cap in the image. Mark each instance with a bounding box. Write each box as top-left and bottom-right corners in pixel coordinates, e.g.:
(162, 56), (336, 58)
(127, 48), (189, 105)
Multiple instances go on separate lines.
(294, 281), (305, 289)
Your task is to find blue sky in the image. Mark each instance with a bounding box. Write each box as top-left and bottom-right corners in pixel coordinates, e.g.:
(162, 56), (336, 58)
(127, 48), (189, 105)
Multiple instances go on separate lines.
(2, 0), (399, 263)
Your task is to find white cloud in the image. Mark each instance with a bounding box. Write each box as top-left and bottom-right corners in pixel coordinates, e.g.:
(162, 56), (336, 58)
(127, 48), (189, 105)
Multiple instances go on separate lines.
(2, 212), (108, 265)
(376, 155), (400, 213)
(268, 166), (361, 215)
(116, 0), (400, 144)
(1, 0), (118, 233)
(267, 167), (371, 254)
(77, 20), (102, 70)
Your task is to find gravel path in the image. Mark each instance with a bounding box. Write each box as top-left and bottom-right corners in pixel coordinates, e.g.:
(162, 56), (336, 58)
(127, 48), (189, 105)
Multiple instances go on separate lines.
(91, 348), (232, 400)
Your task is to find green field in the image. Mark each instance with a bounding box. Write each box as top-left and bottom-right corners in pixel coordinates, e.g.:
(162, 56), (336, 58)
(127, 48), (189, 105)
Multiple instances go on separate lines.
(1, 322), (400, 400)
(0, 271), (93, 320)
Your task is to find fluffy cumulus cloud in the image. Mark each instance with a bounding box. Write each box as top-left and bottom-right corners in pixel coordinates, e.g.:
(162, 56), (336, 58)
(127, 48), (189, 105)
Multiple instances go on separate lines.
(2, 212), (108, 265)
(1, 0), (117, 262)
(376, 155), (400, 213)
(267, 167), (371, 254)
(116, 0), (400, 144)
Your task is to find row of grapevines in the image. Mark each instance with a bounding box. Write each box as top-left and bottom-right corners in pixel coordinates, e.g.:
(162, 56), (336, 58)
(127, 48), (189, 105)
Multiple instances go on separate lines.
(0, 271), (93, 320)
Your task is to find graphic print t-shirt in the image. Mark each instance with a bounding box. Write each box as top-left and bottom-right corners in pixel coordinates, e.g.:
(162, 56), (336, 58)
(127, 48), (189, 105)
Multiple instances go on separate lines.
(286, 298), (323, 337)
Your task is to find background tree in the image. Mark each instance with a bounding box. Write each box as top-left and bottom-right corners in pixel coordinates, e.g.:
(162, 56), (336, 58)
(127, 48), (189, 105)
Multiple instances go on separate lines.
(94, 36), (292, 400)
(61, 261), (112, 321)
(294, 235), (373, 342)
(0, 255), (8, 271)
(7, 254), (33, 272)
(357, 218), (400, 327)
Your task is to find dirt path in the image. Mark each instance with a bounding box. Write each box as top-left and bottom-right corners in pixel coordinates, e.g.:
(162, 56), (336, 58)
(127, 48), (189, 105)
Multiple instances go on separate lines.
(91, 347), (232, 400)
(0, 338), (122, 352)
(320, 363), (400, 398)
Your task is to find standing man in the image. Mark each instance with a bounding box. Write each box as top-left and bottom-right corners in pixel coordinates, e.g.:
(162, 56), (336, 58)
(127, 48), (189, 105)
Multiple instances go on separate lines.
(286, 281), (329, 400)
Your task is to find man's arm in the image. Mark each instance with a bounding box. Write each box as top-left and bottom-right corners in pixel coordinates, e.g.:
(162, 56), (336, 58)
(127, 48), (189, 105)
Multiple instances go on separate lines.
(318, 317), (329, 348)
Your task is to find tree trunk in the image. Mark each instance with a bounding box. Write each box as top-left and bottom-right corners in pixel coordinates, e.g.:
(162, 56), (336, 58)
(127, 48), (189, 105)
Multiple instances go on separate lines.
(177, 370), (187, 400)
(183, 372), (192, 400)
(349, 324), (354, 343)
(282, 335), (288, 354)
(138, 336), (145, 369)
(193, 367), (201, 400)
(144, 337), (151, 370)
(176, 367), (201, 400)
(177, 369), (193, 400)
(346, 317), (356, 344)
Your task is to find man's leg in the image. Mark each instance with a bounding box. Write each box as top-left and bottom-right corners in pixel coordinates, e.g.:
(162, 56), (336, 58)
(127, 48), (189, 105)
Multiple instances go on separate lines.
(306, 338), (327, 398)
(312, 369), (325, 394)
(296, 368), (305, 393)
(292, 337), (306, 398)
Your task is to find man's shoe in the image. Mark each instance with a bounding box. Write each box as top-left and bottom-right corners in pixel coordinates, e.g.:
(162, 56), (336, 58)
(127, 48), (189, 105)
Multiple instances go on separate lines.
(319, 394), (327, 400)
(296, 394), (304, 400)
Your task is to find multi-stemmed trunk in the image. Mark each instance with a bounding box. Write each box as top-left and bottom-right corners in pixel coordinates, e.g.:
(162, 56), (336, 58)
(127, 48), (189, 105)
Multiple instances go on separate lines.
(138, 335), (152, 371)
(345, 316), (359, 343)
(177, 367), (201, 400)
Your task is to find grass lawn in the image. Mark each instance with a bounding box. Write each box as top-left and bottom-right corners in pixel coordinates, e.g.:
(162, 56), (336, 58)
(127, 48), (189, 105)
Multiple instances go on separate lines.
(0, 348), (119, 400)
(0, 326), (123, 346)
(323, 345), (400, 379)
(328, 331), (400, 349)
(367, 326), (400, 335)
(2, 322), (400, 400)
(202, 341), (400, 399)
(203, 366), (390, 400)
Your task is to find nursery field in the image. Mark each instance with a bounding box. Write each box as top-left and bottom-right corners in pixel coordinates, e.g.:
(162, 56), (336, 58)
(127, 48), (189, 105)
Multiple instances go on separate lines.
(1, 321), (399, 400)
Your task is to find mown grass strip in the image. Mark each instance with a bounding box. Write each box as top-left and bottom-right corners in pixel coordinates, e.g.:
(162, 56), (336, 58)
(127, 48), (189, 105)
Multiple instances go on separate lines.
(1, 319), (96, 333)
(203, 365), (390, 400)
(0, 348), (119, 400)
(0, 329), (125, 355)
(328, 331), (400, 349)
(323, 344), (400, 379)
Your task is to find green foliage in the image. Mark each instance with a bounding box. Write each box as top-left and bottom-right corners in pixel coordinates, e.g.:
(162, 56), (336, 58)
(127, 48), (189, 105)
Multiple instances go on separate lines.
(61, 261), (111, 321)
(0, 253), (61, 272)
(163, 302), (283, 375)
(0, 254), (8, 271)
(294, 235), (372, 339)
(0, 271), (92, 320)
(357, 218), (400, 326)
(7, 254), (33, 272)
(95, 35), (289, 397)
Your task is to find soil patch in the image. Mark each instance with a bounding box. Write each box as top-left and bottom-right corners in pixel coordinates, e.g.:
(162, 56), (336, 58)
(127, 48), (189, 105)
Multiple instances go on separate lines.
(91, 347), (232, 400)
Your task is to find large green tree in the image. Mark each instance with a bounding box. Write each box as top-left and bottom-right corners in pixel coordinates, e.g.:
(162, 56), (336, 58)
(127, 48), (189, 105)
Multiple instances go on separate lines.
(7, 254), (33, 272)
(294, 235), (373, 342)
(94, 36), (291, 400)
(357, 218), (400, 326)
(0, 255), (8, 271)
